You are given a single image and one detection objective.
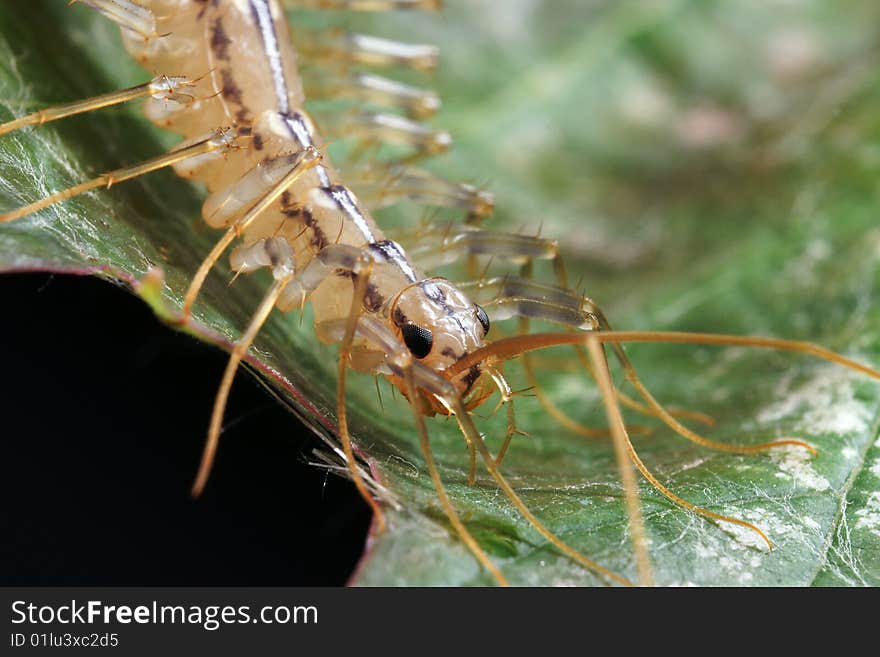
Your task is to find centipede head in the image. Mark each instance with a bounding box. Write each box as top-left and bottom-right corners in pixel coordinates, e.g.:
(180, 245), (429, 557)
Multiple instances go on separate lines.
(385, 277), (493, 413)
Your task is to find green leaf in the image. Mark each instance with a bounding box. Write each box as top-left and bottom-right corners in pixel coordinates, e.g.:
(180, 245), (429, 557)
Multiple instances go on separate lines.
(2, 0), (879, 586)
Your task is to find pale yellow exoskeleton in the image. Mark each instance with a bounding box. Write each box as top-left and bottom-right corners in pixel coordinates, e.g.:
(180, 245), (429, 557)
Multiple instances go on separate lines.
(3, 0), (880, 587)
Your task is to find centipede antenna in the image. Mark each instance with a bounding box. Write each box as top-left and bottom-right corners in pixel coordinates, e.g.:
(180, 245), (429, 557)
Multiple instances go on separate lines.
(452, 330), (880, 451)
(573, 344), (716, 427)
(626, 373), (817, 456)
(603, 391), (775, 551)
(0, 128), (235, 223)
(0, 76), (195, 138)
(445, 329), (880, 551)
(589, 325), (817, 455)
(453, 329), (880, 384)
(192, 275), (293, 497)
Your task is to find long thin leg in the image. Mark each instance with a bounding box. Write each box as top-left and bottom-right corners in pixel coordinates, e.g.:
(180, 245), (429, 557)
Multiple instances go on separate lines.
(449, 394), (633, 586)
(0, 76), (195, 137)
(447, 329), (880, 549)
(586, 336), (654, 586)
(403, 366), (508, 585)
(350, 166), (494, 220)
(336, 255), (387, 531)
(0, 127), (237, 223)
(403, 228), (562, 273)
(483, 366), (528, 468)
(513, 257), (653, 584)
(354, 316), (625, 585)
(192, 236), (383, 502)
(74, 0), (160, 40)
(291, 29), (439, 72)
(463, 283), (811, 455)
(320, 110), (451, 159)
(305, 72), (441, 120)
(285, 0), (441, 11)
(462, 275), (713, 426)
(582, 313), (817, 456)
(192, 274), (293, 496)
(181, 146), (322, 318)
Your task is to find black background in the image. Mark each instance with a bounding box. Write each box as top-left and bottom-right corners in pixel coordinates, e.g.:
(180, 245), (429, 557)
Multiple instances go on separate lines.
(0, 273), (370, 585)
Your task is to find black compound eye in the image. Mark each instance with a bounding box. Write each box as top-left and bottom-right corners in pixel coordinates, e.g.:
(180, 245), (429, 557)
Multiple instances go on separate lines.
(401, 324), (433, 358)
(475, 305), (490, 336)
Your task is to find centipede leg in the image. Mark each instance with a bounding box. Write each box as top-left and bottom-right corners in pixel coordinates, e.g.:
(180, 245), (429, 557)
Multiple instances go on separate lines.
(350, 165), (494, 222)
(73, 0), (161, 40)
(181, 147), (322, 318)
(586, 334), (774, 551)
(347, 316), (510, 583)
(444, 390), (634, 586)
(406, 370), (509, 586)
(584, 336), (654, 586)
(0, 76), (196, 138)
(336, 253), (387, 531)
(510, 261), (653, 584)
(578, 303), (817, 457)
(285, 0), (442, 10)
(192, 273), (294, 497)
(305, 72), (441, 120)
(291, 29), (439, 73)
(447, 329), (880, 550)
(0, 127), (239, 223)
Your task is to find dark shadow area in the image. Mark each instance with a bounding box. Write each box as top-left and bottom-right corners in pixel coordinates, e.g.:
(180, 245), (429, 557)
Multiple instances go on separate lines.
(0, 273), (370, 585)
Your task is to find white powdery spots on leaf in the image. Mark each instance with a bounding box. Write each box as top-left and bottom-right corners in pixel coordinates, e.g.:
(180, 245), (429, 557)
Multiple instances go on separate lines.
(757, 364), (872, 436)
(854, 492), (880, 538)
(870, 457), (880, 479)
(841, 446), (857, 460)
(694, 541), (719, 559)
(719, 506), (798, 552)
(690, 502), (817, 584)
(675, 457), (708, 474)
(802, 516), (821, 531)
(769, 445), (830, 492)
(693, 523), (770, 584)
(718, 518), (771, 551)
